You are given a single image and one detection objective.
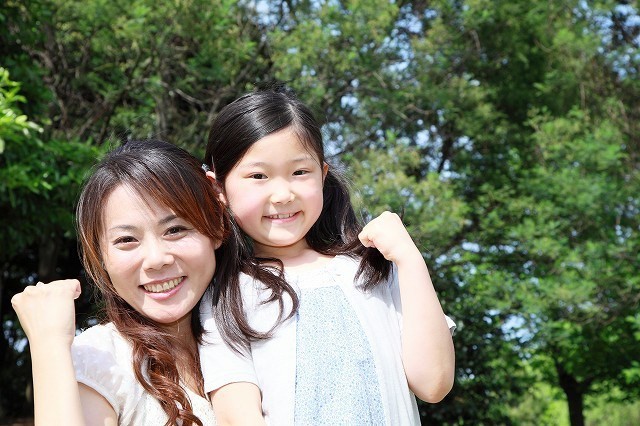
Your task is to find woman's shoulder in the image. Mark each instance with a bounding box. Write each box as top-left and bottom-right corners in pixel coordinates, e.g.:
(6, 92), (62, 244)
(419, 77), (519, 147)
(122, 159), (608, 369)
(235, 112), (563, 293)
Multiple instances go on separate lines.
(71, 323), (144, 415)
(73, 322), (123, 348)
(71, 322), (133, 370)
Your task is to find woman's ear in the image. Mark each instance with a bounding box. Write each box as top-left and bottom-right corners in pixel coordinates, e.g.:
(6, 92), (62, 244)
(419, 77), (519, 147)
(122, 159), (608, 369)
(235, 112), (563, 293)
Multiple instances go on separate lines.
(322, 162), (329, 182)
(206, 170), (228, 204)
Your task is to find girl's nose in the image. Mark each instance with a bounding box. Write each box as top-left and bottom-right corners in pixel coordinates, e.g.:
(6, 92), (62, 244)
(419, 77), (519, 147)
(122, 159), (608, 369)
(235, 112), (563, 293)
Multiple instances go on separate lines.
(142, 241), (174, 270)
(270, 180), (294, 204)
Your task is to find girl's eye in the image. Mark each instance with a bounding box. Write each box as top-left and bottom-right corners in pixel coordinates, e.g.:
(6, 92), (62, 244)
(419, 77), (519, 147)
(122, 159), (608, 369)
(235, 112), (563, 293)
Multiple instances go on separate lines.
(250, 173), (267, 180)
(293, 170), (309, 176)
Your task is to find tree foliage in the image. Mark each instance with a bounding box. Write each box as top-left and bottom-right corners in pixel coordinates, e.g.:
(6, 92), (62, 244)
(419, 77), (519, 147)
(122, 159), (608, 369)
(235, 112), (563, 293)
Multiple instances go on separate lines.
(1, 0), (638, 424)
(0, 66), (103, 418)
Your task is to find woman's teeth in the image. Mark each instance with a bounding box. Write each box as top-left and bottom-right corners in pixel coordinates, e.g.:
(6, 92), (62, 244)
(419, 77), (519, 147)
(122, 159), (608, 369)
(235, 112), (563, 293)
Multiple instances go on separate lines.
(144, 277), (182, 293)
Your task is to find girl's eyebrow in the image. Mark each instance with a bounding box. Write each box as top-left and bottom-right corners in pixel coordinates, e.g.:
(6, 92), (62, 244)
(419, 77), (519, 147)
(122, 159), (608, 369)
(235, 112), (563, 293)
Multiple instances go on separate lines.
(238, 161), (268, 168)
(290, 155), (316, 163)
(239, 156), (317, 168)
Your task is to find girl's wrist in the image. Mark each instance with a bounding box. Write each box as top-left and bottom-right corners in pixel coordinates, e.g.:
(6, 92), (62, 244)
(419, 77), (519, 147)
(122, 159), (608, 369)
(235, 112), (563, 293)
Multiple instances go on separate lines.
(391, 243), (424, 266)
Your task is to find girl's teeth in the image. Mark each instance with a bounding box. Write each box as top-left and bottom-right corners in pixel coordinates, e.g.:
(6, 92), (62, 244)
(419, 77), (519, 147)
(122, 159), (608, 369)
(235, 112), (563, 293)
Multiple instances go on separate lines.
(270, 213), (294, 219)
(144, 278), (181, 293)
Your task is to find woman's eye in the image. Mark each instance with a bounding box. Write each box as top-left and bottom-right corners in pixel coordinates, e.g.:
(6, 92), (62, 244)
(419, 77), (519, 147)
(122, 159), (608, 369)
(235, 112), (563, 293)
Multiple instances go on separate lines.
(166, 226), (188, 236)
(293, 170), (309, 176)
(250, 173), (267, 180)
(114, 236), (136, 245)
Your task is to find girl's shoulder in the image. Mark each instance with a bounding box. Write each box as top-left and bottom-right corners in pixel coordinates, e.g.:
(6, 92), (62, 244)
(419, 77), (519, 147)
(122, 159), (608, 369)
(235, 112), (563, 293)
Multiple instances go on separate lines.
(239, 254), (357, 284)
(302, 253), (358, 271)
(284, 254), (362, 287)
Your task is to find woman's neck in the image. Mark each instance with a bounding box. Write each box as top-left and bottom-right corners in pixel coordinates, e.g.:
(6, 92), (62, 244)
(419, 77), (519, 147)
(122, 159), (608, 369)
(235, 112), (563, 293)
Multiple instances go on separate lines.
(162, 314), (197, 348)
(160, 315), (201, 391)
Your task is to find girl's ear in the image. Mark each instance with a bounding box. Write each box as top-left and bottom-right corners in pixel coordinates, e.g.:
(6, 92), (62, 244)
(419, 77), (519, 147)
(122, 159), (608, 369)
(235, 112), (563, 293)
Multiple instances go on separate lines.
(206, 170), (228, 204)
(322, 162), (329, 182)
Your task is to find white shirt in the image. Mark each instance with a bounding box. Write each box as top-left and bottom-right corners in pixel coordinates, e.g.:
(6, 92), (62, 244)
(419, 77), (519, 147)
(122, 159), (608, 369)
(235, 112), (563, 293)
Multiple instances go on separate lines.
(200, 255), (455, 425)
(72, 323), (216, 425)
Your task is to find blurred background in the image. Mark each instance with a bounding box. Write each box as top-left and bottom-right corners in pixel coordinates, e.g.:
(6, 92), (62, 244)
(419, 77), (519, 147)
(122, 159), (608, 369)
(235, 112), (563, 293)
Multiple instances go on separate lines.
(1, 1), (639, 425)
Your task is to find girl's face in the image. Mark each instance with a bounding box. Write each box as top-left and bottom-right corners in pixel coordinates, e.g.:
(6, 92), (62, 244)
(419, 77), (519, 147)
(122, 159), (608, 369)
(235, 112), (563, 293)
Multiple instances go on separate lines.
(101, 185), (217, 329)
(222, 127), (328, 259)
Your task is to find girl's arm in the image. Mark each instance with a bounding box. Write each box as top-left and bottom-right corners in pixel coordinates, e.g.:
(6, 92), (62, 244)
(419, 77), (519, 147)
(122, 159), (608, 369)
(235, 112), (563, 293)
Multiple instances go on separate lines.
(359, 212), (455, 403)
(199, 293), (266, 425)
(11, 280), (118, 426)
(210, 382), (266, 426)
(78, 384), (119, 425)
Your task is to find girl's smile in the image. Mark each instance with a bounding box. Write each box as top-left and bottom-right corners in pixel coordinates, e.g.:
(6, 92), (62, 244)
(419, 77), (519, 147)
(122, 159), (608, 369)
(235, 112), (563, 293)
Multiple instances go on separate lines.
(264, 212), (298, 220)
(222, 127), (328, 259)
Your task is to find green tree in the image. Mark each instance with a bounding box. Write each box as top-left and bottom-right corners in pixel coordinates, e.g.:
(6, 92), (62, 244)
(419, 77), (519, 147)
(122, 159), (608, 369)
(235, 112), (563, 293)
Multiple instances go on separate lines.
(261, 0), (639, 424)
(431, 1), (639, 425)
(0, 67), (103, 418)
(3, 0), (273, 151)
(516, 107), (640, 426)
(0, 0), (282, 419)
(1, 0), (638, 423)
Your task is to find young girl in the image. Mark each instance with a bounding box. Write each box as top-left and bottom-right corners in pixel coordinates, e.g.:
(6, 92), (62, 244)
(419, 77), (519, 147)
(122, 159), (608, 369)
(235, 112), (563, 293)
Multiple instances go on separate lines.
(11, 139), (248, 425)
(200, 88), (456, 425)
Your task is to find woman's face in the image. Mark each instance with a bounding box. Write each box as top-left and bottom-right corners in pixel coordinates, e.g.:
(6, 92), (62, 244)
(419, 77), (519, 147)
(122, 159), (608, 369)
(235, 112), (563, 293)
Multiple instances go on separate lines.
(101, 185), (217, 328)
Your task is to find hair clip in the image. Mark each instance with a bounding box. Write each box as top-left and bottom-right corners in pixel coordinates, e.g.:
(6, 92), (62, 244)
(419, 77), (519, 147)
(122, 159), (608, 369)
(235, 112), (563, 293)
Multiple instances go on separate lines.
(201, 164), (210, 172)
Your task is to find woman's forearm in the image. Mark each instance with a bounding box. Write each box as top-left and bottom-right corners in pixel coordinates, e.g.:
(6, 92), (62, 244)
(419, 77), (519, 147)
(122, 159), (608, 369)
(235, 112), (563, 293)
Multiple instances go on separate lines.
(30, 339), (85, 426)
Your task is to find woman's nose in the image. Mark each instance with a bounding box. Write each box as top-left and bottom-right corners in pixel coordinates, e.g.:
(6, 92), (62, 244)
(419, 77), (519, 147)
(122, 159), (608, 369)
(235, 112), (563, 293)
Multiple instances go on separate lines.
(142, 241), (174, 270)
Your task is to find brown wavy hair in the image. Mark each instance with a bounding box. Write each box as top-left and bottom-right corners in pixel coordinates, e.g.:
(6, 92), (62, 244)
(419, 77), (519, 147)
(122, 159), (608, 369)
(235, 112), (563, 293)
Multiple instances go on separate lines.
(76, 139), (240, 425)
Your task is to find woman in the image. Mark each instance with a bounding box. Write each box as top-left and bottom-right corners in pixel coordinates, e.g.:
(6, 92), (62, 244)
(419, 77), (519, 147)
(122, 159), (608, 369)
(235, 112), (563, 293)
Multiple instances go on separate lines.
(11, 139), (245, 425)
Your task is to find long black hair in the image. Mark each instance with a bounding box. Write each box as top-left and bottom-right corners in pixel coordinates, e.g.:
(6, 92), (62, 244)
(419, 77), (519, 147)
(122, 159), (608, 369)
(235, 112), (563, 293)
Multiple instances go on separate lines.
(205, 86), (391, 346)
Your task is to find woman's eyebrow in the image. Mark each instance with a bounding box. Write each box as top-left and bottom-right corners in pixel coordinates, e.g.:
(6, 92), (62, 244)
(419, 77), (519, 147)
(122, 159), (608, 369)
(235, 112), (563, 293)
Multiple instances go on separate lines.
(158, 214), (179, 225)
(107, 214), (179, 232)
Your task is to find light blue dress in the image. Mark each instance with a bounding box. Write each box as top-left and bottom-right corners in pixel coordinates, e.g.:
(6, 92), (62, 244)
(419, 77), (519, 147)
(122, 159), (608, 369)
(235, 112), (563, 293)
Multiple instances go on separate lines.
(200, 255), (456, 425)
